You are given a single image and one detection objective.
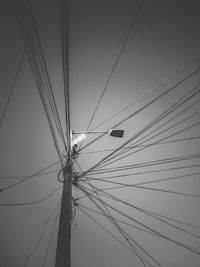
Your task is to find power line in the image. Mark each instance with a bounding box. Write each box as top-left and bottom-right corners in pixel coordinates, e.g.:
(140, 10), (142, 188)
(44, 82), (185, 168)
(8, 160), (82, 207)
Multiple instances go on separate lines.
(79, 136), (200, 154)
(96, 119), (200, 170)
(0, 0), (46, 130)
(0, 186), (62, 206)
(0, 161), (60, 193)
(0, 52), (25, 129)
(95, 84), (200, 168)
(91, 57), (200, 131)
(86, 171), (200, 190)
(88, 153), (200, 175)
(85, 164), (200, 182)
(79, 184), (162, 266)
(60, 0), (70, 146)
(80, 0), (145, 150)
(78, 206), (140, 256)
(100, 92), (200, 166)
(81, 184), (200, 255)
(0, 167), (60, 180)
(14, 0), (66, 162)
(79, 203), (200, 232)
(23, 197), (61, 267)
(42, 203), (60, 266)
(83, 173), (156, 266)
(79, 204), (161, 237)
(79, 65), (200, 156)
(89, 185), (200, 240)
(84, 178), (200, 199)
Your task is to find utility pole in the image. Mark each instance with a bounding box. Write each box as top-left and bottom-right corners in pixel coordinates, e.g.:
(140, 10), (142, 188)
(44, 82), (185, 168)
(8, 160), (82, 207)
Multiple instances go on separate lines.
(55, 0), (71, 266)
(54, 1), (125, 264)
(55, 159), (72, 267)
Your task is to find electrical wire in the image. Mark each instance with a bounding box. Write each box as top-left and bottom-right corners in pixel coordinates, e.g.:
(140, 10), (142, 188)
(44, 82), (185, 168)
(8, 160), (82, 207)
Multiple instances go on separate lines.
(0, 52), (25, 129)
(0, 168), (60, 180)
(95, 119), (200, 171)
(83, 178), (200, 199)
(78, 195), (159, 267)
(15, 1), (62, 154)
(79, 0), (145, 150)
(86, 184), (200, 240)
(100, 91), (200, 167)
(79, 204), (161, 238)
(0, 0), (46, 130)
(85, 178), (155, 266)
(60, 0), (71, 148)
(87, 153), (200, 175)
(14, 0), (66, 162)
(79, 203), (200, 232)
(78, 185), (169, 266)
(78, 206), (141, 258)
(0, 161), (60, 193)
(79, 67), (200, 177)
(0, 186), (62, 206)
(93, 85), (200, 168)
(79, 135), (200, 155)
(86, 171), (200, 190)
(42, 202), (60, 266)
(23, 197), (61, 267)
(79, 65), (200, 153)
(76, 162), (157, 266)
(78, 169), (200, 203)
(91, 57), (200, 131)
(28, 0), (66, 146)
(80, 183), (200, 255)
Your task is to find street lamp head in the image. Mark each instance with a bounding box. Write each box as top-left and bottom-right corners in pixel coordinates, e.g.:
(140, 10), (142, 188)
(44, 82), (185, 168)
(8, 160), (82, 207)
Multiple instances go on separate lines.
(108, 129), (124, 138)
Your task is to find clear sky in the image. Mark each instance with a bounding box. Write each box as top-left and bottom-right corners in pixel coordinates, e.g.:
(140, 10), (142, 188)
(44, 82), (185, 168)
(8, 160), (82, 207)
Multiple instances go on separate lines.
(1, 0), (200, 266)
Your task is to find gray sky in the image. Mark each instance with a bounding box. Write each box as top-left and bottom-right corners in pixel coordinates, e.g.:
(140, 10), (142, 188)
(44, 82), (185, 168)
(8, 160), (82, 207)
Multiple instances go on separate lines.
(1, 0), (200, 266)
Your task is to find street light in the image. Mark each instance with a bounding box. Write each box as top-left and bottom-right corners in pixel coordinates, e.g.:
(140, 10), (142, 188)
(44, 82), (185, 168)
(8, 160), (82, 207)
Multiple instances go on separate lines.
(107, 129), (124, 137)
(72, 129), (124, 145)
(70, 129), (124, 157)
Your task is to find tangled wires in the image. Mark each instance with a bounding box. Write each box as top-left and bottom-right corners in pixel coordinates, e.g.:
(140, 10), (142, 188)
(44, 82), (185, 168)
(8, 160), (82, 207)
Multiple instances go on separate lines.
(71, 198), (79, 230)
(57, 161), (80, 230)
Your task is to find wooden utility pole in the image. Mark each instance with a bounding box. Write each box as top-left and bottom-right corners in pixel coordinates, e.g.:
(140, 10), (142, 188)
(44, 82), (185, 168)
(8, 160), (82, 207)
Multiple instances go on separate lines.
(55, 0), (71, 265)
(55, 160), (72, 267)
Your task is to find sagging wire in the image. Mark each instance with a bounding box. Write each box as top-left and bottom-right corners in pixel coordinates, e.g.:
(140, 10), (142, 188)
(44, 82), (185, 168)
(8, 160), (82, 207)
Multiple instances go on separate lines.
(89, 182), (200, 250)
(0, 161), (61, 193)
(91, 57), (200, 132)
(79, 0), (145, 151)
(79, 65), (200, 154)
(23, 197), (61, 267)
(80, 182), (200, 255)
(78, 183), (162, 266)
(84, 153), (200, 176)
(57, 167), (65, 183)
(75, 172), (159, 266)
(78, 204), (161, 238)
(95, 84), (200, 169)
(79, 135), (200, 155)
(0, 0), (47, 131)
(42, 201), (61, 267)
(14, 0), (66, 164)
(0, 186), (62, 206)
